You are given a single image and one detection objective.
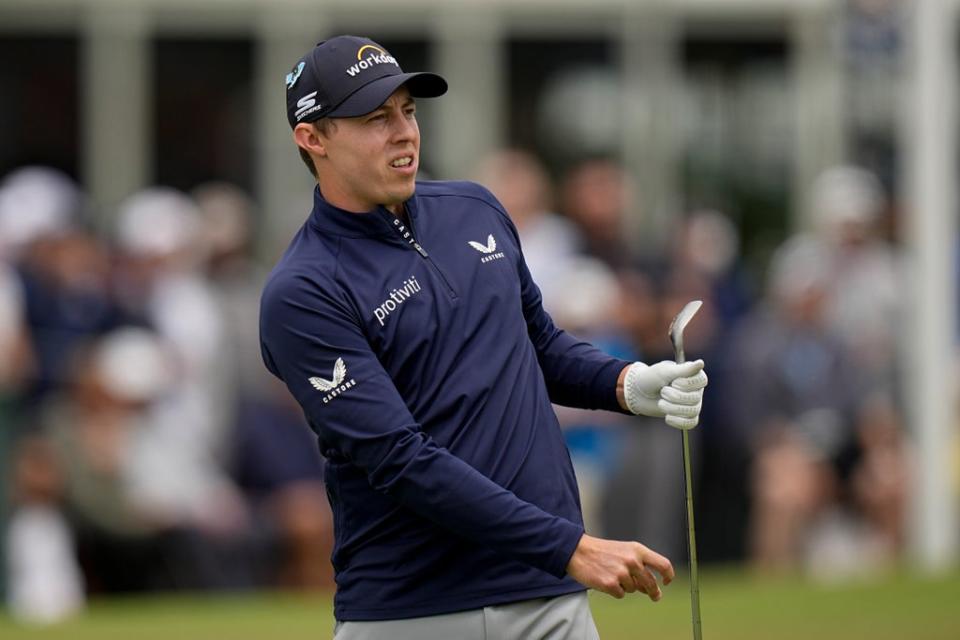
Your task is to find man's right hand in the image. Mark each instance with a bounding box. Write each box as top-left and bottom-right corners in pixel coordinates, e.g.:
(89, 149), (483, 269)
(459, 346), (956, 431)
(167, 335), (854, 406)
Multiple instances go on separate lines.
(565, 534), (675, 601)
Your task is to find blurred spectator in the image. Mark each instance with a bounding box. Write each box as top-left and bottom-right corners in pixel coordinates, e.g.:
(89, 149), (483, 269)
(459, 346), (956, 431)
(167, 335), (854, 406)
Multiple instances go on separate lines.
(111, 188), (242, 539)
(5, 435), (84, 624)
(727, 236), (858, 572)
(232, 376), (332, 590)
(474, 149), (579, 313)
(0, 167), (120, 406)
(810, 165), (903, 395)
(724, 233), (906, 576)
(17, 231), (119, 402)
(805, 166), (908, 575)
(193, 181), (269, 396)
(560, 159), (639, 269)
(43, 328), (166, 591)
(42, 327), (259, 592)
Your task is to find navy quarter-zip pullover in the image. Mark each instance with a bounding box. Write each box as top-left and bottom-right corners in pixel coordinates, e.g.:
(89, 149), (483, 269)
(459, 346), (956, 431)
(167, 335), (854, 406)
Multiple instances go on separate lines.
(259, 180), (632, 620)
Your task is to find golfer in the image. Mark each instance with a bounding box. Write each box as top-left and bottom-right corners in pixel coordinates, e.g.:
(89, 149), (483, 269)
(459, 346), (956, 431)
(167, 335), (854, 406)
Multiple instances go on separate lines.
(260, 35), (708, 640)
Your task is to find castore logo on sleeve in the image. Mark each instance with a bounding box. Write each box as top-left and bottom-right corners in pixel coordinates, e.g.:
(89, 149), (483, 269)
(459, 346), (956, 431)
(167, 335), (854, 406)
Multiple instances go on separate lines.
(309, 357), (357, 404)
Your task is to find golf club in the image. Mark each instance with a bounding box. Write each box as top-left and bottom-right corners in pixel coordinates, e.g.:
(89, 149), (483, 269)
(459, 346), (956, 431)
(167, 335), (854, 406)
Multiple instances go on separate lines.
(668, 299), (703, 640)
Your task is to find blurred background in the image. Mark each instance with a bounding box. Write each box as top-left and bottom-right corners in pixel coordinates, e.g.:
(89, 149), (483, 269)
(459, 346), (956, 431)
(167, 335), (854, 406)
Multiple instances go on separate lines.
(0, 0), (958, 635)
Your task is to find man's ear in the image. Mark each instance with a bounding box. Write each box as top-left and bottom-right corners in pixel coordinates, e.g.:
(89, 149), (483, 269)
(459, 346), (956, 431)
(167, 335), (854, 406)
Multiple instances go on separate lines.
(293, 122), (326, 158)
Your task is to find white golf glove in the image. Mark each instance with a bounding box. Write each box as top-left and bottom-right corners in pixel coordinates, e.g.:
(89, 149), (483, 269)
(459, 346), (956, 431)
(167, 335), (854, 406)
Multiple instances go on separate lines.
(623, 359), (708, 430)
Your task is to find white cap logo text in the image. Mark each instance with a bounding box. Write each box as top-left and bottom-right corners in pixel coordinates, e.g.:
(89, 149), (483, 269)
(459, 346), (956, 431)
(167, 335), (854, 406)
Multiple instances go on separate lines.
(346, 45), (398, 77)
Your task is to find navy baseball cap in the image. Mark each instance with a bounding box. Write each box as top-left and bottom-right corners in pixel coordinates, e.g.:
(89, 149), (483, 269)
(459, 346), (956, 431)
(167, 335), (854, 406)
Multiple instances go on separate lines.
(285, 35), (447, 128)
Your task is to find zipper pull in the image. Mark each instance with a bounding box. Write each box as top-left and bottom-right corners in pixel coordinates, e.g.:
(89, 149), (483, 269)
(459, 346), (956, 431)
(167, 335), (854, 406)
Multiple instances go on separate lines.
(390, 217), (429, 257)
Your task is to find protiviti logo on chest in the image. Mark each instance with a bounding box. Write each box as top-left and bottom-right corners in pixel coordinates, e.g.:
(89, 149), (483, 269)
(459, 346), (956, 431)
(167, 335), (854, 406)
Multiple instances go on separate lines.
(373, 276), (422, 326)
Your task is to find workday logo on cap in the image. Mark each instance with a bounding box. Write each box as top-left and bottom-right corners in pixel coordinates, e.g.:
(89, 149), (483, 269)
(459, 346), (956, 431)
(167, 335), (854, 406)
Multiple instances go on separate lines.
(345, 44), (398, 78)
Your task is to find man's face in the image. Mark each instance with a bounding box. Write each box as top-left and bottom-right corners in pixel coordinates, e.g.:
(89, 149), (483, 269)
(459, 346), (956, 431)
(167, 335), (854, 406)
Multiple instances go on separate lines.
(316, 86), (420, 214)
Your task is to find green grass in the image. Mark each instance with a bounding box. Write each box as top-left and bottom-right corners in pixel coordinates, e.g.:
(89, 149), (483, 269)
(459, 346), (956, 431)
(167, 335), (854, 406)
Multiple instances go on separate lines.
(592, 569), (960, 640)
(1, 570), (958, 639)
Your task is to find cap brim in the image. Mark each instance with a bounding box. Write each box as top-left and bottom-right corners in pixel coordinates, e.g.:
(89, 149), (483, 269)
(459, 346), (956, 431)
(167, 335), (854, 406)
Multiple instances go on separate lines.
(326, 72), (448, 118)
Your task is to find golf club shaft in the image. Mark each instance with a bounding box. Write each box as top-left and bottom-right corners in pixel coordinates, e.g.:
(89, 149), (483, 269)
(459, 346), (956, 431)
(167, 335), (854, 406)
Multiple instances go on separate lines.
(674, 339), (703, 640)
(682, 428), (702, 640)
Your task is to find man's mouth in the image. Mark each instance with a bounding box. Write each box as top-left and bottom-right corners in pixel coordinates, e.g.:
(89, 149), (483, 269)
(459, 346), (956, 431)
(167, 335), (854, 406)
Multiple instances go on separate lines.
(390, 156), (414, 168)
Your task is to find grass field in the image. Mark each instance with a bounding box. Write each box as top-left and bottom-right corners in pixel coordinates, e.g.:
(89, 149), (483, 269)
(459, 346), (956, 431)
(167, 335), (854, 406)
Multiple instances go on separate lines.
(2, 569), (958, 639)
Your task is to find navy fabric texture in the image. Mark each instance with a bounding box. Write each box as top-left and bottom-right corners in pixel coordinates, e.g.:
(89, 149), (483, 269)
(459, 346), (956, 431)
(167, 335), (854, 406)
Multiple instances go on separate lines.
(259, 181), (631, 620)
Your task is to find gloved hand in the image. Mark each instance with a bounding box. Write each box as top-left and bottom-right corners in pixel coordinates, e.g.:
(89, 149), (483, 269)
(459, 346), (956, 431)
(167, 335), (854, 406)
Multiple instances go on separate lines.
(623, 359), (708, 430)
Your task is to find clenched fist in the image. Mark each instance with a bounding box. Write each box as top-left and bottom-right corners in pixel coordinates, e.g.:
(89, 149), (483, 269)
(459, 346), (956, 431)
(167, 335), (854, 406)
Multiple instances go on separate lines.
(566, 534), (675, 601)
(620, 359), (708, 430)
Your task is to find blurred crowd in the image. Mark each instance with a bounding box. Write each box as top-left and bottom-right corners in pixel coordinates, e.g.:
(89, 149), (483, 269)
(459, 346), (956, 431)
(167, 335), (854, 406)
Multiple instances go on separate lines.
(1, 171), (331, 622)
(0, 154), (910, 623)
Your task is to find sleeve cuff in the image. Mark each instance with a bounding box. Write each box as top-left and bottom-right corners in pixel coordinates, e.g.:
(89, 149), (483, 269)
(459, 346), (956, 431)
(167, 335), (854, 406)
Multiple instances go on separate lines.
(597, 358), (634, 414)
(547, 520), (585, 578)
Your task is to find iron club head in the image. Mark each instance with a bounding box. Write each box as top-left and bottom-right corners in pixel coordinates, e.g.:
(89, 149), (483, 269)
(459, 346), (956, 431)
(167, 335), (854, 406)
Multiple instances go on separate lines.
(668, 300), (703, 364)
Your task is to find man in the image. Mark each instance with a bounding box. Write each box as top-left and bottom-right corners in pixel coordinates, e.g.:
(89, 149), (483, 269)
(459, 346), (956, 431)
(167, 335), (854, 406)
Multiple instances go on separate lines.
(260, 35), (708, 639)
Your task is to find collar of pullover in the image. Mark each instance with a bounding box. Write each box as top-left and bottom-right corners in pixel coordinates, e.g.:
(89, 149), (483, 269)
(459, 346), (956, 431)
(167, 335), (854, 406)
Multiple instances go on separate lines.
(308, 184), (420, 239)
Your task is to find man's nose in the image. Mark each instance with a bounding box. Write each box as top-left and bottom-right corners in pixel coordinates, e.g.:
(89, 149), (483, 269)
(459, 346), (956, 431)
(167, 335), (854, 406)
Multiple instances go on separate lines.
(391, 112), (416, 142)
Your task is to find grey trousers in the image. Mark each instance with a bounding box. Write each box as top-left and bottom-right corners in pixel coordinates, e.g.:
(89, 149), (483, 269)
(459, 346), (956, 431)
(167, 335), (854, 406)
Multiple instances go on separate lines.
(333, 591), (600, 640)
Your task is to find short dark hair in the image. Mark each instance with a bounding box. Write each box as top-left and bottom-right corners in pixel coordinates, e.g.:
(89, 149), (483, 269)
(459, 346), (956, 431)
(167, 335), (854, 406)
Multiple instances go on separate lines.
(297, 119), (337, 179)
